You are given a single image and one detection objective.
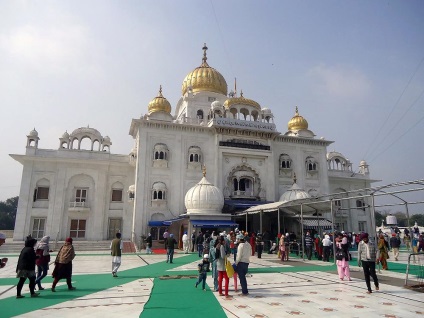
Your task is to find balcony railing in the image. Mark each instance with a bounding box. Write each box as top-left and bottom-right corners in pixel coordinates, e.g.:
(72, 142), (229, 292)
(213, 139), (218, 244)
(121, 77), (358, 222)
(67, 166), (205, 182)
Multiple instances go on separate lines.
(69, 201), (89, 209)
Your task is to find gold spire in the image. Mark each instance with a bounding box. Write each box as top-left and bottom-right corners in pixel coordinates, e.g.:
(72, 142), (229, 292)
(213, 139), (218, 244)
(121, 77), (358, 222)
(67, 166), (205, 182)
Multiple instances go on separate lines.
(288, 106), (308, 131)
(202, 164), (206, 177)
(148, 85), (171, 115)
(181, 44), (228, 96)
(202, 43), (208, 65)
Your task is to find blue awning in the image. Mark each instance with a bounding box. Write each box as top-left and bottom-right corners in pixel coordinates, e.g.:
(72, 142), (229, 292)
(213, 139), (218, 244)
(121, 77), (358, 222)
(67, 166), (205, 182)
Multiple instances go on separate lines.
(224, 200), (273, 209)
(190, 220), (239, 228)
(148, 221), (167, 227)
(148, 216), (187, 227)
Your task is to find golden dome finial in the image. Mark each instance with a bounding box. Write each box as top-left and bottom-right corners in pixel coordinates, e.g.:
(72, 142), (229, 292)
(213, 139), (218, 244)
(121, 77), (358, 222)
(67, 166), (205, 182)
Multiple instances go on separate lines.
(148, 85), (171, 115)
(182, 44), (228, 96)
(288, 106), (308, 131)
(202, 164), (206, 177)
(202, 43), (208, 66)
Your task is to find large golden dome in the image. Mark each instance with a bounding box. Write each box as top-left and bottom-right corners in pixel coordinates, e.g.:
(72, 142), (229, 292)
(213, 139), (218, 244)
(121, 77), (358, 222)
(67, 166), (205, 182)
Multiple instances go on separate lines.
(181, 44), (227, 96)
(288, 106), (308, 130)
(148, 86), (171, 115)
(223, 91), (261, 111)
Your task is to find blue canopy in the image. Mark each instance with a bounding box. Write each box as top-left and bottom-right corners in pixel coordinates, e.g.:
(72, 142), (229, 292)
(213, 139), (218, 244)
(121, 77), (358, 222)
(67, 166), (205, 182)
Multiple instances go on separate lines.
(190, 220), (238, 228)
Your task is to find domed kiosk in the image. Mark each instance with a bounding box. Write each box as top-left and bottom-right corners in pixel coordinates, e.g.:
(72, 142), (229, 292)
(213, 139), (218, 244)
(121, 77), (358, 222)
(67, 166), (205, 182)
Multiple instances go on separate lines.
(184, 166), (237, 231)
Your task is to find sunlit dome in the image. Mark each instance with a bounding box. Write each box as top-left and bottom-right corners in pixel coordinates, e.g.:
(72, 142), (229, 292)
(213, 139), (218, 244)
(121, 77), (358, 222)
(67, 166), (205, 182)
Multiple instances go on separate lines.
(279, 175), (310, 202)
(181, 44), (227, 96)
(288, 106), (308, 131)
(148, 86), (172, 115)
(224, 91), (261, 111)
(185, 168), (224, 214)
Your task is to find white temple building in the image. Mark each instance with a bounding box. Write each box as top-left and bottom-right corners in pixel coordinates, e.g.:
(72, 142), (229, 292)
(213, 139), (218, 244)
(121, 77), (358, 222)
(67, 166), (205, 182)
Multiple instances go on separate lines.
(11, 44), (377, 243)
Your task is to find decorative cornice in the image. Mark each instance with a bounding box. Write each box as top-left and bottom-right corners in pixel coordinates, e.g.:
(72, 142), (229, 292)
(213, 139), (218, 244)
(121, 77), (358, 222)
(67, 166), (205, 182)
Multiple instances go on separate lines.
(275, 135), (333, 147)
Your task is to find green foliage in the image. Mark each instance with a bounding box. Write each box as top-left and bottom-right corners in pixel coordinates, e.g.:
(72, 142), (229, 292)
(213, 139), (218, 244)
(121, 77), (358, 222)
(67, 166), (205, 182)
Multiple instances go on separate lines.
(0, 196), (18, 229)
(410, 214), (424, 226)
(375, 211), (384, 226)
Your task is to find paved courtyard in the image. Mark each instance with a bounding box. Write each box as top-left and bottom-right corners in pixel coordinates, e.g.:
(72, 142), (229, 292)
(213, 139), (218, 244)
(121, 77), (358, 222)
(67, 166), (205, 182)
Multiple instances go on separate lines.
(0, 248), (423, 318)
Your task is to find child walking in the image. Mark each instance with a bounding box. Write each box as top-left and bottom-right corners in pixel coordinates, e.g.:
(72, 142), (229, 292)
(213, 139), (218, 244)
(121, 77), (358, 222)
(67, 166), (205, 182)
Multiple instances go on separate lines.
(195, 254), (210, 291)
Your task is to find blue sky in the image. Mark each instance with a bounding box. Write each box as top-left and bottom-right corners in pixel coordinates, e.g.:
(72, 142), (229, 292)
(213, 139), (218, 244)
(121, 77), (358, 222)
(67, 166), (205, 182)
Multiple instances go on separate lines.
(0, 0), (423, 213)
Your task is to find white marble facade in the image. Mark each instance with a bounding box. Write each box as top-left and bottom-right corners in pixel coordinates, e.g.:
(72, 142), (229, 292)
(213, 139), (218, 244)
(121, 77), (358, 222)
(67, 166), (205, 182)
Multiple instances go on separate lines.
(11, 46), (376, 242)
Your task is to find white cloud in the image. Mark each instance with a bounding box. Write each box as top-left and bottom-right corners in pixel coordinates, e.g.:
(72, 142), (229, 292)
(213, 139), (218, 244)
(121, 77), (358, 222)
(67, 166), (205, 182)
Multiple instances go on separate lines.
(0, 24), (90, 75)
(307, 63), (371, 98)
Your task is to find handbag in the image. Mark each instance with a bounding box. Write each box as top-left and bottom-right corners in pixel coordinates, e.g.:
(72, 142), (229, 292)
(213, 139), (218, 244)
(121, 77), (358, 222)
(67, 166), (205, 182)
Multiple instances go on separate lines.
(335, 249), (344, 261)
(225, 257), (235, 278)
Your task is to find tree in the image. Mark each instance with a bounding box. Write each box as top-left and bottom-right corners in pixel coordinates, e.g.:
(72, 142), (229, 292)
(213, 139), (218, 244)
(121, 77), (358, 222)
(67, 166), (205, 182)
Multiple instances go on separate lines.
(410, 214), (424, 226)
(0, 196), (18, 229)
(375, 211), (384, 227)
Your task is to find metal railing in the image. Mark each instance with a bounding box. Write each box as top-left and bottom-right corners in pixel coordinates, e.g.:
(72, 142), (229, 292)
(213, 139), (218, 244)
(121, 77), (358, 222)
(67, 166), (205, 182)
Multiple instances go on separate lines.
(405, 252), (424, 286)
(69, 201), (89, 208)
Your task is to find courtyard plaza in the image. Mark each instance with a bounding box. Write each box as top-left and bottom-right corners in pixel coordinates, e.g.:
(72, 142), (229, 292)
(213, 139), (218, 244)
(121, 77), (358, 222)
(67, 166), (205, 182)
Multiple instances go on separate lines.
(0, 246), (422, 318)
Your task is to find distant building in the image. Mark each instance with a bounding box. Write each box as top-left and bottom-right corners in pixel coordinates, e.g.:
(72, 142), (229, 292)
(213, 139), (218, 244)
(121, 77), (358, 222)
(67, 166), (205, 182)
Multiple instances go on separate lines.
(11, 45), (377, 242)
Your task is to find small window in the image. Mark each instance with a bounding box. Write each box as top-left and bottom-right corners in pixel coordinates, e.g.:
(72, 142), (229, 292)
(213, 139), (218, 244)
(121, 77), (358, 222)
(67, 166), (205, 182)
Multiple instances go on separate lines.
(334, 200), (341, 207)
(356, 199), (366, 211)
(358, 221), (366, 232)
(34, 187), (49, 201)
(70, 219), (86, 238)
(31, 218), (46, 239)
(111, 189), (123, 202)
(208, 97), (216, 102)
(76, 189), (87, 202)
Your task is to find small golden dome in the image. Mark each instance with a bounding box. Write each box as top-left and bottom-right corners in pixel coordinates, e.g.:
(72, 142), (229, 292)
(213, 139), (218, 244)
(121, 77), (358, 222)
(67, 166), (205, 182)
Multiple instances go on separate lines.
(288, 106), (308, 130)
(182, 44), (227, 96)
(148, 86), (172, 115)
(223, 91), (261, 110)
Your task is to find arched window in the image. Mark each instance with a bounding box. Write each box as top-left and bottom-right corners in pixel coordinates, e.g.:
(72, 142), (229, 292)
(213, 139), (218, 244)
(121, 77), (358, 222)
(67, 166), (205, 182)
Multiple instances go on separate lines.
(33, 178), (50, 201)
(152, 182), (167, 201)
(188, 146), (202, 165)
(306, 156), (318, 171)
(197, 110), (204, 120)
(280, 154), (292, 169)
(153, 144), (169, 168)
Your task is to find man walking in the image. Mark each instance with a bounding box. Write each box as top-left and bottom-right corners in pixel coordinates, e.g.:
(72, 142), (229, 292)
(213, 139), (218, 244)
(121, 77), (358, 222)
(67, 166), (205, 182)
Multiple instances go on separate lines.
(191, 230), (196, 252)
(357, 233), (379, 294)
(235, 235), (252, 296)
(110, 232), (123, 277)
(182, 232), (189, 254)
(165, 234), (177, 263)
(389, 233), (401, 261)
(304, 232), (314, 260)
(322, 234), (332, 262)
(196, 231), (204, 257)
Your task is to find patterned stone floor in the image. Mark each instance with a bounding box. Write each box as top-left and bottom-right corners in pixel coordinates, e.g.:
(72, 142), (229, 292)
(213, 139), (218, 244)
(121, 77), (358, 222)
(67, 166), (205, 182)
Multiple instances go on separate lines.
(0, 250), (422, 318)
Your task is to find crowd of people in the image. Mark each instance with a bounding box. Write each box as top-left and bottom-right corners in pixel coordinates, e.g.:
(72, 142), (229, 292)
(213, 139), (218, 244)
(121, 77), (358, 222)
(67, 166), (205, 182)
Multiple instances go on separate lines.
(1, 225), (423, 300)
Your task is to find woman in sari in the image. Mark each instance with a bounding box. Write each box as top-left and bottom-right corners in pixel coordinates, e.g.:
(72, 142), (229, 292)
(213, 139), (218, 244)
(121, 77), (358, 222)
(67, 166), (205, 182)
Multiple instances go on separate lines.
(51, 237), (76, 291)
(377, 234), (389, 270)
